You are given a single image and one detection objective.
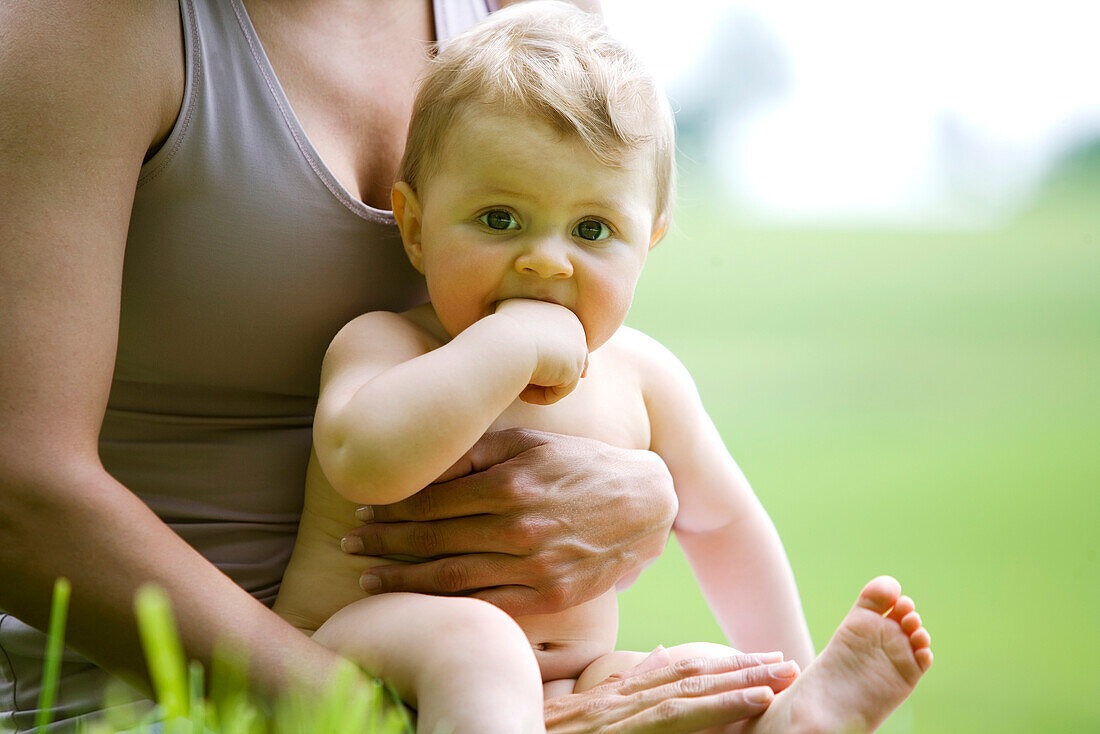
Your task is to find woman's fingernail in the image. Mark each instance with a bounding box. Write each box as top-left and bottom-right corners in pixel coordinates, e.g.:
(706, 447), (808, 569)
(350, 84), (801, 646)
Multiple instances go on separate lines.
(761, 651), (784, 663)
(355, 506), (374, 522)
(746, 686), (773, 704)
(359, 573), (381, 593)
(771, 661), (799, 678)
(340, 536), (364, 554)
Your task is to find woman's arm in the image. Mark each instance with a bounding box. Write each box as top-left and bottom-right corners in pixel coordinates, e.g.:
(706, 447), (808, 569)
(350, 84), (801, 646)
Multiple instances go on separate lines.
(0, 0), (347, 699)
(313, 300), (587, 505)
(638, 332), (816, 668)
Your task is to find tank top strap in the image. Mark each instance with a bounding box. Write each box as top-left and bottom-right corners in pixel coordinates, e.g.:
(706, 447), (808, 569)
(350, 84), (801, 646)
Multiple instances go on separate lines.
(434, 0), (494, 49)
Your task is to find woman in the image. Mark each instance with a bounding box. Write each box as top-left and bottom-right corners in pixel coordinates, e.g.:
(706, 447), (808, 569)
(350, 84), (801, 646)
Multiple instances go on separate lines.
(0, 1), (788, 730)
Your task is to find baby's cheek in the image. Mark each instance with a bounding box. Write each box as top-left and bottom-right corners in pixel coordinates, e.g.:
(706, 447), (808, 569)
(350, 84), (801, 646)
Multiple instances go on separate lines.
(427, 283), (484, 337)
(581, 284), (634, 348)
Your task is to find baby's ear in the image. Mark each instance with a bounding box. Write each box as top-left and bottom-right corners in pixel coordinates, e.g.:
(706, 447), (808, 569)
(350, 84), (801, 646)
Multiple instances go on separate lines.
(649, 214), (670, 249)
(392, 182), (425, 272)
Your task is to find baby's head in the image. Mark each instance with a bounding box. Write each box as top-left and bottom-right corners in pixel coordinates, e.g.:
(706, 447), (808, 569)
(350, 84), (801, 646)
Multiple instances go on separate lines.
(392, 0), (675, 350)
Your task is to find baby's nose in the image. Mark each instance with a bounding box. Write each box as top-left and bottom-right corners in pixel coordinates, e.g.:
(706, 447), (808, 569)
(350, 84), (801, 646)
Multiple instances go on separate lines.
(515, 239), (573, 278)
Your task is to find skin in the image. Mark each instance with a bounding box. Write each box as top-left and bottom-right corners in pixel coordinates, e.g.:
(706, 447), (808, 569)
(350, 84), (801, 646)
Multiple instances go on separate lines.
(0, 0), (789, 730)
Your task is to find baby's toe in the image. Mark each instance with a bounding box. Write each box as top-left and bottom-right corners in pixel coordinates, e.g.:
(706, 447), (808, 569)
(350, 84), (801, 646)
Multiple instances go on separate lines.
(857, 576), (902, 614)
(888, 595), (915, 623)
(900, 610), (923, 635)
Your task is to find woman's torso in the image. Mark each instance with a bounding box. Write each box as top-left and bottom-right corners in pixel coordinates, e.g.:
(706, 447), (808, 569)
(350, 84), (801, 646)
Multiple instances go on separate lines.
(0, 1), (491, 731)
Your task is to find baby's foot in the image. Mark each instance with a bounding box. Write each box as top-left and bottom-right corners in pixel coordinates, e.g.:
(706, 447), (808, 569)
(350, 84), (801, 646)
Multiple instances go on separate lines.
(747, 576), (932, 734)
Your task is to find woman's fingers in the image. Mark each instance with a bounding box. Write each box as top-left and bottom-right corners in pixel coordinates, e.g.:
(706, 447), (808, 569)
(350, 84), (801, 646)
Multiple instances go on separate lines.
(342, 516), (517, 558)
(361, 429), (555, 522)
(359, 471), (504, 522)
(468, 584), (543, 611)
(614, 653), (792, 696)
(543, 654), (795, 734)
(357, 553), (524, 595)
(624, 660), (799, 711)
(600, 687), (776, 734)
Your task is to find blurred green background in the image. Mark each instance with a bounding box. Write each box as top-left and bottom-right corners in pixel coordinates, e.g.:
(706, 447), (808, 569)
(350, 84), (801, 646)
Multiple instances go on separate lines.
(616, 158), (1099, 733)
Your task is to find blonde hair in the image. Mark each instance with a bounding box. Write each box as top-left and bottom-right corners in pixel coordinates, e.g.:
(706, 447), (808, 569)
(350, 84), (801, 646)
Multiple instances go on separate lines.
(398, 0), (676, 225)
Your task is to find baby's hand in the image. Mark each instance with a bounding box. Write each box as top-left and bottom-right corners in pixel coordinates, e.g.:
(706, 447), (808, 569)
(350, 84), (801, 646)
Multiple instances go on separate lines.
(494, 298), (588, 405)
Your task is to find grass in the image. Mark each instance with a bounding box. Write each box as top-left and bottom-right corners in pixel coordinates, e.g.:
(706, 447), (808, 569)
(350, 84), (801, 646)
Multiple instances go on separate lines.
(618, 175), (1100, 733)
(30, 581), (414, 734)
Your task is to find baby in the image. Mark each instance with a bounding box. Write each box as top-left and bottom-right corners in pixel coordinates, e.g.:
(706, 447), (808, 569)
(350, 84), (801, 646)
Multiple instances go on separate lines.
(274, 3), (932, 733)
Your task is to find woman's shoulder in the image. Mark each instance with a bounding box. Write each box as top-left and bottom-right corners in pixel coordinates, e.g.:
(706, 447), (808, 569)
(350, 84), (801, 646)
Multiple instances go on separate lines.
(2, 0), (184, 159)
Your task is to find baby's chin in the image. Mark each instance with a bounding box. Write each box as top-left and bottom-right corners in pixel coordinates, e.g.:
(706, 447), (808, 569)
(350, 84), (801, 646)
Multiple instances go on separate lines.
(584, 329), (619, 353)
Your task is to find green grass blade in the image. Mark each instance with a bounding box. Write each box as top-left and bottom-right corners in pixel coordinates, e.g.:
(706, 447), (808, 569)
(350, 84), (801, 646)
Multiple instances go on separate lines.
(34, 577), (71, 733)
(134, 585), (189, 719)
(189, 661), (206, 734)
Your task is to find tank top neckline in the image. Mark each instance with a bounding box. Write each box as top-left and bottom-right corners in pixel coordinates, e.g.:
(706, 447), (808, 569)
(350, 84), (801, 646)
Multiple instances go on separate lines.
(227, 0), (404, 224)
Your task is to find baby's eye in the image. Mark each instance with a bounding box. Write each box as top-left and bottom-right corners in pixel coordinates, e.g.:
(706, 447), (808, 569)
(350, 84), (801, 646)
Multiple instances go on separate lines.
(573, 219), (611, 242)
(479, 210), (520, 231)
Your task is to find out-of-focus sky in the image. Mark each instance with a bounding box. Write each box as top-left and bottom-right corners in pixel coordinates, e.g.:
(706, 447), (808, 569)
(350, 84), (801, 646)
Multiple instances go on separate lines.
(601, 0), (1100, 225)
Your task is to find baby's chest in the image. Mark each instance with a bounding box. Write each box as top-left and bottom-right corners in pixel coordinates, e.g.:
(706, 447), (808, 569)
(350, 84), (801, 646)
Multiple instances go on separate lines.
(490, 373), (651, 452)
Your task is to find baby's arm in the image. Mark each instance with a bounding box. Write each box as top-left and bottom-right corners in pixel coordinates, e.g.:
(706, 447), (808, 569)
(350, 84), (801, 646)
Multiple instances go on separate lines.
(314, 301), (586, 505)
(634, 331), (815, 667)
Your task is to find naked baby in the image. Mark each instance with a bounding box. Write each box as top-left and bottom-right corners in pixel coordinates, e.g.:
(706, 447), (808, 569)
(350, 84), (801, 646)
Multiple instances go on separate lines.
(274, 3), (932, 733)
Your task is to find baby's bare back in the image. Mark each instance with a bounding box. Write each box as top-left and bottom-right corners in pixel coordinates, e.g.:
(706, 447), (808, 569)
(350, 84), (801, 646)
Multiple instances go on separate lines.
(276, 333), (653, 681)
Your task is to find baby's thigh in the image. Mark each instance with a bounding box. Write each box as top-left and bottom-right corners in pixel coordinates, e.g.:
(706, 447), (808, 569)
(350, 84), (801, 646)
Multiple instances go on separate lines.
(573, 641), (741, 693)
(312, 593), (535, 704)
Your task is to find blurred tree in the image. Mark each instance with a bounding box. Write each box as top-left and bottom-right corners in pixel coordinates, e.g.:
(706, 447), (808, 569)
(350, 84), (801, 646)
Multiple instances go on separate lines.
(670, 8), (792, 166)
(1021, 137), (1100, 217)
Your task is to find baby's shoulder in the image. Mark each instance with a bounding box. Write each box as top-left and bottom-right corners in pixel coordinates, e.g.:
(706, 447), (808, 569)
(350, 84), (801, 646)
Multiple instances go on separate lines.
(321, 308), (439, 379)
(601, 326), (697, 395)
(330, 308), (432, 347)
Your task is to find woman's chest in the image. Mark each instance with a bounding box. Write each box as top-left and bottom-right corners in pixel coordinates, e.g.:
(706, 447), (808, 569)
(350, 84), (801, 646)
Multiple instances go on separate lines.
(246, 0), (435, 209)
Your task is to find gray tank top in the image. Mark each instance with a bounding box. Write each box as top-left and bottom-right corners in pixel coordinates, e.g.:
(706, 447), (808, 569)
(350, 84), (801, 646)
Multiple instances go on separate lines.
(0, 1), (491, 730)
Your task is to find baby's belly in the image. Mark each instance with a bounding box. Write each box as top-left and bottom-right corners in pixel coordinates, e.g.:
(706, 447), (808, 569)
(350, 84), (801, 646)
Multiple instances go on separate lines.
(515, 590), (619, 681)
(277, 458), (619, 680)
(273, 454), (404, 631)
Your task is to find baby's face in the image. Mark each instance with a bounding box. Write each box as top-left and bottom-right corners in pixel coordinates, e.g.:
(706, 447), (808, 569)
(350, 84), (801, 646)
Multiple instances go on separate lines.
(401, 110), (662, 351)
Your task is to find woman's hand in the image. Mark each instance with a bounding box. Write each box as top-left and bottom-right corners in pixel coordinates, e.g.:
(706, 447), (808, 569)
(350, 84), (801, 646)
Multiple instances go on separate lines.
(339, 428), (677, 615)
(545, 649), (793, 733)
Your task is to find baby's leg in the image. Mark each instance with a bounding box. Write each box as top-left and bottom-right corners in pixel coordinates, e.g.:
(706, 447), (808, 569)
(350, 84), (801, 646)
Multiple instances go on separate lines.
(312, 593), (544, 734)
